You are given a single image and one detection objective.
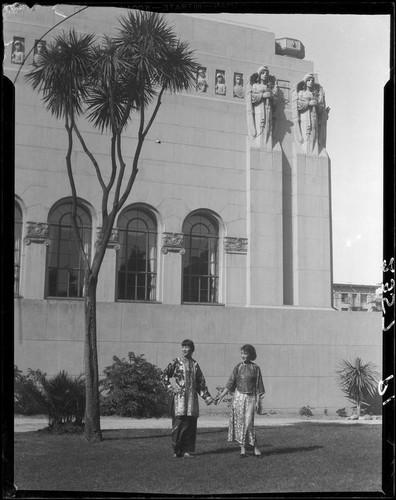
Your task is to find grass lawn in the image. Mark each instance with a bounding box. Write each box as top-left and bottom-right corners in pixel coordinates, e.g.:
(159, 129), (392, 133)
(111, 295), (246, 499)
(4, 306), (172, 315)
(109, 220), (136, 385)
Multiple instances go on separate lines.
(14, 423), (382, 496)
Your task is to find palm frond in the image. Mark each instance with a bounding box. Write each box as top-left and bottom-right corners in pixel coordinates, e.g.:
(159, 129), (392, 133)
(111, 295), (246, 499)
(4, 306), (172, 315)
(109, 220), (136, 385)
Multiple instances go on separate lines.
(114, 10), (197, 96)
(25, 29), (95, 120)
(156, 39), (198, 93)
(336, 357), (380, 405)
(26, 11), (198, 132)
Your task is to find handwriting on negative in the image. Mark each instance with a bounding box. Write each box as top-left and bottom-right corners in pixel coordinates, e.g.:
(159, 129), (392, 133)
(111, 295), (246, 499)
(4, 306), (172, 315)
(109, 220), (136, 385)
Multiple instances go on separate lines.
(382, 258), (395, 332)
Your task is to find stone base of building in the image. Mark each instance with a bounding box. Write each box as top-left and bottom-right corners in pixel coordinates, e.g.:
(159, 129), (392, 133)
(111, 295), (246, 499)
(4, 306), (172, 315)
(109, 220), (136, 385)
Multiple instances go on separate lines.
(14, 299), (381, 410)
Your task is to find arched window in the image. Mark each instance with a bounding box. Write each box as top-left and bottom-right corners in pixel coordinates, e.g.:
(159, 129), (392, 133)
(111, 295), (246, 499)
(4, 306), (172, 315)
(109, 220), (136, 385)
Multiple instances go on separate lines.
(116, 206), (157, 301)
(46, 201), (92, 298)
(14, 201), (23, 296)
(182, 212), (219, 303)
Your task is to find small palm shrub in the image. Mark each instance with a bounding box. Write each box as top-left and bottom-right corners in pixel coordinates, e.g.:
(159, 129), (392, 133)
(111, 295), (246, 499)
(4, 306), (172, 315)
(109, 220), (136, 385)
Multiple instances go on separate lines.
(100, 352), (170, 418)
(14, 366), (85, 432)
(335, 357), (380, 418)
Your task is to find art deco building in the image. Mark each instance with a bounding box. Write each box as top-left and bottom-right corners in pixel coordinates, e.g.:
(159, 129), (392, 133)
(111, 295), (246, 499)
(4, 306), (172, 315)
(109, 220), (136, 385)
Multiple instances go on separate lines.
(7, 5), (381, 410)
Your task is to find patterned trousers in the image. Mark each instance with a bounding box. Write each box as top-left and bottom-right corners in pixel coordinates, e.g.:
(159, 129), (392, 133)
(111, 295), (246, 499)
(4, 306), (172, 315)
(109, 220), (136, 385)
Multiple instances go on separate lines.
(227, 390), (256, 446)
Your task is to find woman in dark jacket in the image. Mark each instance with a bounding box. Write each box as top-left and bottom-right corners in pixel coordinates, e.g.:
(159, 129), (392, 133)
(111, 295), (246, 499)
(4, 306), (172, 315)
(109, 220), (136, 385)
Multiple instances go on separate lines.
(163, 339), (214, 458)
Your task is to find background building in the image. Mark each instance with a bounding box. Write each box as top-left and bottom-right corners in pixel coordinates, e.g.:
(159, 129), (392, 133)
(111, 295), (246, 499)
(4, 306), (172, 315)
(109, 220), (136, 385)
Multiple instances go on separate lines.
(7, 5), (381, 411)
(333, 283), (382, 312)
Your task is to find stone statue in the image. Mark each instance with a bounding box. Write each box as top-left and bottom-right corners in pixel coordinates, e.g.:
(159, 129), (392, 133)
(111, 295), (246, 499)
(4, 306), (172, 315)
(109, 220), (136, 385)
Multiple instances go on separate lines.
(292, 73), (330, 152)
(196, 68), (208, 93)
(215, 73), (226, 95)
(246, 65), (278, 144)
(233, 74), (244, 99)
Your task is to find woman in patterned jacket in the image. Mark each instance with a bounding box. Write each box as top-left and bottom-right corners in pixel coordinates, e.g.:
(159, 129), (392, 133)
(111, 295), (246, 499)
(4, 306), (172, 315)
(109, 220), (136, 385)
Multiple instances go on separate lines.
(215, 344), (265, 457)
(163, 339), (214, 458)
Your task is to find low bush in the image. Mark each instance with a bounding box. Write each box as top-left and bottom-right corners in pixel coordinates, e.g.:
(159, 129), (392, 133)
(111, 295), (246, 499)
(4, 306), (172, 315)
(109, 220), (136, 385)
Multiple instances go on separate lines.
(14, 366), (85, 432)
(363, 390), (382, 415)
(299, 405), (314, 417)
(100, 352), (170, 418)
(336, 407), (348, 417)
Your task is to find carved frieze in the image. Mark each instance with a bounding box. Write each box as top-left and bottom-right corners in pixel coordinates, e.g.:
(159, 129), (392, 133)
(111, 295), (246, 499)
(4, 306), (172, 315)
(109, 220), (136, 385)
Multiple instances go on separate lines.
(24, 222), (50, 246)
(224, 237), (248, 254)
(162, 232), (185, 254)
(95, 227), (120, 251)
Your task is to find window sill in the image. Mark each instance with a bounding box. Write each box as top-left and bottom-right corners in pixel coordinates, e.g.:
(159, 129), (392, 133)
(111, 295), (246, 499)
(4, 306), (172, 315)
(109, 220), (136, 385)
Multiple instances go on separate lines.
(182, 302), (225, 306)
(45, 296), (85, 301)
(116, 300), (162, 304)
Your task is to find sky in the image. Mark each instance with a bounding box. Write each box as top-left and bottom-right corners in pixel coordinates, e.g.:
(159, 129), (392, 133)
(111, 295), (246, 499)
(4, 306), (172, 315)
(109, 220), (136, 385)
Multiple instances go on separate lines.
(191, 12), (390, 286)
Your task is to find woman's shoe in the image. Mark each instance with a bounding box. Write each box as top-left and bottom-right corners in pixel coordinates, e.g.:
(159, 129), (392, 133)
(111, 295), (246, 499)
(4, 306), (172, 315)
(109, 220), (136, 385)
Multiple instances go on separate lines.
(240, 453), (247, 458)
(183, 452), (195, 458)
(254, 451), (262, 457)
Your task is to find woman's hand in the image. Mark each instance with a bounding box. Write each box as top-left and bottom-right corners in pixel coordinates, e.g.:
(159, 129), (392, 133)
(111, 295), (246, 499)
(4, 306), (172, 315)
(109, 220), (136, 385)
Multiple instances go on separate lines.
(170, 386), (182, 395)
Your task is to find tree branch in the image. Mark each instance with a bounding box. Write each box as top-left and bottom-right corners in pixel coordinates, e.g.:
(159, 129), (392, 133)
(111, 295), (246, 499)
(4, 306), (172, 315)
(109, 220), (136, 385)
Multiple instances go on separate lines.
(142, 86), (165, 138)
(113, 132), (126, 209)
(65, 114), (90, 272)
(72, 122), (106, 191)
(117, 87), (165, 210)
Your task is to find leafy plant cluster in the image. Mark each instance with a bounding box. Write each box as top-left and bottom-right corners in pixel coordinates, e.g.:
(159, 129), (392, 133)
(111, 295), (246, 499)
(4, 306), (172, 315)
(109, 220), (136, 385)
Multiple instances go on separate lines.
(100, 352), (170, 418)
(14, 366), (85, 433)
(14, 353), (171, 425)
(298, 405), (314, 417)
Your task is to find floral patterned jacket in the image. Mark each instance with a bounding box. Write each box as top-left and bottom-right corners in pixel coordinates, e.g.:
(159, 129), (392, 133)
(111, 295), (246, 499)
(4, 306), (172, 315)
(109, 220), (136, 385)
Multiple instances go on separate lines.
(163, 357), (212, 417)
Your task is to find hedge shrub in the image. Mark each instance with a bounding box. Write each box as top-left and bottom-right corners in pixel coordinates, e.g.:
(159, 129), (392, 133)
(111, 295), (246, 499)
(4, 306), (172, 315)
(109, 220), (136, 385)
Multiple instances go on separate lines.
(100, 352), (170, 418)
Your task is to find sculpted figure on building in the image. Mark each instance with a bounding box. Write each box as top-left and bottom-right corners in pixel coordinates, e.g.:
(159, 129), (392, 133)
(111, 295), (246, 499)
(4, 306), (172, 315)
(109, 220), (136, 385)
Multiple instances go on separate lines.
(196, 67), (208, 93)
(233, 74), (244, 99)
(246, 65), (278, 144)
(292, 73), (330, 152)
(215, 73), (226, 95)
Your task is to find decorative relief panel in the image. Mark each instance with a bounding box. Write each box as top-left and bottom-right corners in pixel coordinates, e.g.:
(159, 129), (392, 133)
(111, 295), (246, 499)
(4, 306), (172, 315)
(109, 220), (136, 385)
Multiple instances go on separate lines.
(162, 232), (185, 254)
(224, 237), (248, 254)
(95, 228), (120, 250)
(233, 73), (244, 98)
(215, 70), (226, 96)
(24, 222), (50, 245)
(196, 67), (208, 93)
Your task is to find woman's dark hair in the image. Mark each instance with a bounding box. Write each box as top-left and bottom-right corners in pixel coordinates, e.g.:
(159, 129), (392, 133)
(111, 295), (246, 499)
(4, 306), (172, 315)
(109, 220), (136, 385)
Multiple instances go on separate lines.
(181, 339), (195, 353)
(241, 344), (257, 361)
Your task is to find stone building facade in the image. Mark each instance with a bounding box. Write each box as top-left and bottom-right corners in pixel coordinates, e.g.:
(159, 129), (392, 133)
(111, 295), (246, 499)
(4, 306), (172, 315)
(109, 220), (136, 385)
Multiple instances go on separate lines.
(8, 5), (381, 411)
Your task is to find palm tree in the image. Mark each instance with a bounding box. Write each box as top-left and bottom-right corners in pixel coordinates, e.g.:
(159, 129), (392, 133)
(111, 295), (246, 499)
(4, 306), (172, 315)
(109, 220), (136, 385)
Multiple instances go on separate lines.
(335, 357), (380, 418)
(26, 10), (198, 441)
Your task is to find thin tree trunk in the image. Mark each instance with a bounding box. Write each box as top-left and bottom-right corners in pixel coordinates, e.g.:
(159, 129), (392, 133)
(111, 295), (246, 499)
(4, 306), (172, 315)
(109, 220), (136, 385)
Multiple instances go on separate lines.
(84, 273), (102, 442)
